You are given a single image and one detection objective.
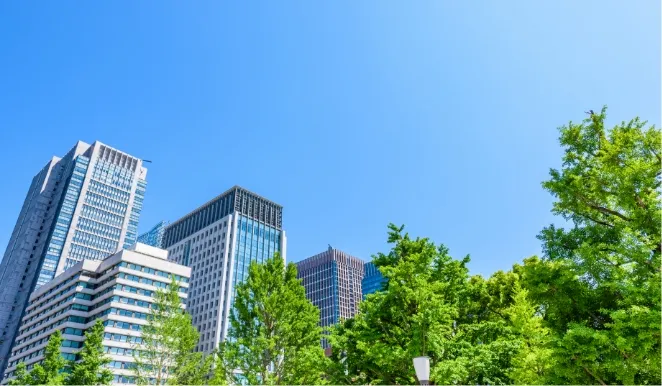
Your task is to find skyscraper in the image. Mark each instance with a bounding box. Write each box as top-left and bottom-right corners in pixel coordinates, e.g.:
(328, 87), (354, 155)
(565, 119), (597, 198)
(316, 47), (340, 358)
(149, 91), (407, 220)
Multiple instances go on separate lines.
(0, 141), (147, 376)
(362, 262), (386, 298)
(162, 186), (286, 354)
(296, 247), (364, 346)
(136, 220), (168, 248)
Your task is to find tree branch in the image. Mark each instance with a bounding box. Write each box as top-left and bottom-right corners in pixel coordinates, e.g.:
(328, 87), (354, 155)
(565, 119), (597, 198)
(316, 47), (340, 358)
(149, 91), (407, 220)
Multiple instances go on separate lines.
(577, 360), (606, 386)
(649, 147), (661, 164)
(588, 202), (631, 222)
(583, 213), (614, 228)
(575, 192), (632, 222)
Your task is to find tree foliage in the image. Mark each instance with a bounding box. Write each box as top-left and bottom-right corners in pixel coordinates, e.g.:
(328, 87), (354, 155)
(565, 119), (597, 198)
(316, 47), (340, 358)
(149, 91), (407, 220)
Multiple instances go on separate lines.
(66, 319), (113, 385)
(518, 107), (661, 384)
(328, 108), (660, 384)
(217, 253), (327, 385)
(327, 224), (523, 385)
(9, 330), (67, 385)
(133, 277), (202, 385)
(7, 362), (33, 386)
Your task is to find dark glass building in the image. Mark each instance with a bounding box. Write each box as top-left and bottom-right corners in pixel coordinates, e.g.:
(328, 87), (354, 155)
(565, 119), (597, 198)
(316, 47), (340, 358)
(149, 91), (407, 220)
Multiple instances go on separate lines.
(362, 262), (386, 298)
(136, 220), (168, 248)
(296, 247), (364, 347)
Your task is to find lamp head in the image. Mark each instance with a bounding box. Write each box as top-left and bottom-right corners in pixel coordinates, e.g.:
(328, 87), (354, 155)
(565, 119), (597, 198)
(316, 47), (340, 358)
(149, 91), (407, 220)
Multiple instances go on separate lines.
(413, 356), (430, 383)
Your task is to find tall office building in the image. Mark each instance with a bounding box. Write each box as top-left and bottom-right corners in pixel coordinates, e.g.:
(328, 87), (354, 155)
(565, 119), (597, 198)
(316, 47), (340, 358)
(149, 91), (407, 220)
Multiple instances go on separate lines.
(136, 221), (168, 248)
(296, 247), (364, 341)
(1, 243), (190, 385)
(162, 186), (286, 354)
(0, 141), (147, 376)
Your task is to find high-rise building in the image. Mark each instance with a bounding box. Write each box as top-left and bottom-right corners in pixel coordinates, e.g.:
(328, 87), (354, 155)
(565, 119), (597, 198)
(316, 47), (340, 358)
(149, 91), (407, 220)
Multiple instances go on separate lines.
(136, 221), (168, 248)
(162, 186), (286, 354)
(1, 243), (190, 385)
(296, 247), (364, 345)
(0, 141), (147, 376)
(362, 262), (386, 298)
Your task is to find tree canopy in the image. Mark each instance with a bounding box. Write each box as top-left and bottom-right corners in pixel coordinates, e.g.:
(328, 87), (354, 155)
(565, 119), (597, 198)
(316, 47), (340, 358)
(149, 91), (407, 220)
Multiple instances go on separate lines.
(327, 107), (661, 385)
(133, 277), (202, 385)
(9, 330), (67, 385)
(66, 319), (113, 385)
(217, 253), (327, 385)
(517, 107), (661, 384)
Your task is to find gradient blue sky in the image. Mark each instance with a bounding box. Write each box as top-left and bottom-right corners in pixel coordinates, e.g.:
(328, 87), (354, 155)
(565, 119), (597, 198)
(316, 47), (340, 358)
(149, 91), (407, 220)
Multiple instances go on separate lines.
(0, 1), (659, 276)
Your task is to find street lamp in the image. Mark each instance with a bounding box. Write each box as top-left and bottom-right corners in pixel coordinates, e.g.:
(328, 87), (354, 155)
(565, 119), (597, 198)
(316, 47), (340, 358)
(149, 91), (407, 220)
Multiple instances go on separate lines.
(413, 356), (430, 385)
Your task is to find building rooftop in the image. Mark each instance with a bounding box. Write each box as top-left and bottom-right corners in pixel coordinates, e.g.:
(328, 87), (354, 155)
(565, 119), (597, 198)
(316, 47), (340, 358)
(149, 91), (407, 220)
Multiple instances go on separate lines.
(166, 185), (282, 229)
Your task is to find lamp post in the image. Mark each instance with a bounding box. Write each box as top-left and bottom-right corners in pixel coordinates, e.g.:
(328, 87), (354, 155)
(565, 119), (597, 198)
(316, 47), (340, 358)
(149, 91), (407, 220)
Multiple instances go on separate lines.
(413, 356), (430, 385)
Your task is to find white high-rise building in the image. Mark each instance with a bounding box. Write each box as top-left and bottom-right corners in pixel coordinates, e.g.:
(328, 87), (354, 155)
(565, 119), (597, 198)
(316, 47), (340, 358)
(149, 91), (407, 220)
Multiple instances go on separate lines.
(163, 186), (286, 354)
(1, 243), (190, 385)
(0, 141), (148, 376)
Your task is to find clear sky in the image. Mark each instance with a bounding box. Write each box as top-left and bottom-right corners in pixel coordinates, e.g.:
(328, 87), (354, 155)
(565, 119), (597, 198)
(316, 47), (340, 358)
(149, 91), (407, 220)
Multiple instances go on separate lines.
(0, 1), (659, 276)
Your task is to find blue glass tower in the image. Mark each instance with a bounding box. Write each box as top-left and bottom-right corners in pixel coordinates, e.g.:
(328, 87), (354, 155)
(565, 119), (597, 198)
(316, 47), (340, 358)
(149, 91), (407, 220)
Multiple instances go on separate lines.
(163, 186), (286, 354)
(0, 141), (147, 376)
(362, 262), (386, 298)
(136, 220), (168, 248)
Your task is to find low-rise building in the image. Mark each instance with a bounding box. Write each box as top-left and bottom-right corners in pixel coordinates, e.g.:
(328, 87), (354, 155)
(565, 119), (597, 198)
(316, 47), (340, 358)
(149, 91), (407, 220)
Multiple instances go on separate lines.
(1, 243), (190, 385)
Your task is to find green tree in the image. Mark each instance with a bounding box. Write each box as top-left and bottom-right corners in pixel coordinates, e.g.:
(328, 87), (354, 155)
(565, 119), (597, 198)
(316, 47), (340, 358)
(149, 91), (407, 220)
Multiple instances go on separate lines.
(505, 282), (553, 384)
(217, 253), (327, 385)
(8, 362), (33, 386)
(19, 329), (67, 385)
(328, 225), (521, 385)
(133, 277), (202, 385)
(169, 350), (217, 385)
(518, 107), (661, 384)
(65, 319), (113, 385)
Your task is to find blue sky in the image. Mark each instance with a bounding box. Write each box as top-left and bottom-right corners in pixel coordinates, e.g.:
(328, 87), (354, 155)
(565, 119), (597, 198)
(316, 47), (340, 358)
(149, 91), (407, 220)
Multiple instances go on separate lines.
(0, 1), (659, 276)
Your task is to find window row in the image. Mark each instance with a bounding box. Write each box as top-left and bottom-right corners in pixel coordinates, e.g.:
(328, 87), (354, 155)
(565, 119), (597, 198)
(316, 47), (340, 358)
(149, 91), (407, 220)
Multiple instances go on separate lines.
(77, 217), (122, 240)
(85, 192), (128, 216)
(118, 272), (187, 294)
(119, 261), (189, 283)
(80, 204), (125, 228)
(88, 179), (131, 203)
(72, 230), (118, 253)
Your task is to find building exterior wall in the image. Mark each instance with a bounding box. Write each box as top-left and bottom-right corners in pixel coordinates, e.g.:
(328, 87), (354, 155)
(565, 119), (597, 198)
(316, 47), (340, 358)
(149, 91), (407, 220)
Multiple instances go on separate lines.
(163, 186), (286, 354)
(0, 141), (147, 376)
(362, 262), (386, 298)
(296, 248), (364, 347)
(1, 243), (190, 385)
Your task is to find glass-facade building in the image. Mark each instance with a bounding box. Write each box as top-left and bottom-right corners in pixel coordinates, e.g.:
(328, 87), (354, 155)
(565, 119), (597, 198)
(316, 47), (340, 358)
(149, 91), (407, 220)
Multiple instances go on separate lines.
(362, 262), (386, 298)
(296, 248), (364, 347)
(136, 221), (168, 248)
(163, 186), (286, 354)
(0, 141), (147, 377)
(1, 243), (190, 385)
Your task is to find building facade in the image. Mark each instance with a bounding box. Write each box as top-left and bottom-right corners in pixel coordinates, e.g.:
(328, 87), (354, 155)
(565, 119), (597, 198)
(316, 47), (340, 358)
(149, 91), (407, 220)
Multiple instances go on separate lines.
(162, 186), (286, 354)
(136, 221), (168, 249)
(0, 141), (147, 376)
(296, 247), (364, 341)
(362, 262), (386, 298)
(1, 243), (190, 385)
